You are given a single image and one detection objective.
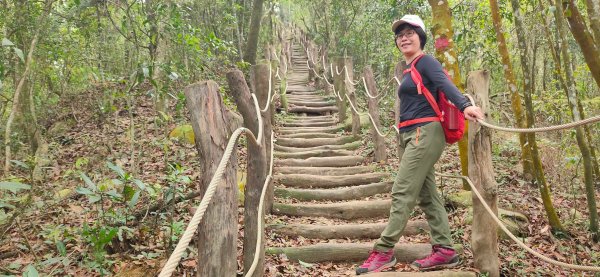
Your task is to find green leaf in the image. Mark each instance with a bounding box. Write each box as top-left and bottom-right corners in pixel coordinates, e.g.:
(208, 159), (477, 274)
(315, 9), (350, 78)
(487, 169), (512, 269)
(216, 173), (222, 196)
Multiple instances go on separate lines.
(128, 190), (141, 208)
(0, 201), (16, 209)
(0, 182), (31, 193)
(2, 38), (14, 46)
(169, 124), (195, 144)
(133, 179), (146, 190)
(107, 162), (126, 179)
(23, 264), (39, 277)
(11, 160), (29, 169)
(56, 241), (67, 256)
(14, 48), (24, 62)
(88, 194), (101, 204)
(142, 66), (150, 78)
(75, 187), (93, 195)
(123, 184), (135, 201)
(79, 172), (96, 190)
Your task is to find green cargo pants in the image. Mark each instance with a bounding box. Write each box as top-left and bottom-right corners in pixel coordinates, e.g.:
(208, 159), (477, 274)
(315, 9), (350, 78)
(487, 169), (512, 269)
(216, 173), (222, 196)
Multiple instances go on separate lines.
(374, 121), (453, 251)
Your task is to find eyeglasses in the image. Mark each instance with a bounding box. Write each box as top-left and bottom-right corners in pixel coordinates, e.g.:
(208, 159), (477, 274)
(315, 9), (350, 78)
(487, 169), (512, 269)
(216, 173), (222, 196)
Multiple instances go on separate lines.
(395, 30), (416, 39)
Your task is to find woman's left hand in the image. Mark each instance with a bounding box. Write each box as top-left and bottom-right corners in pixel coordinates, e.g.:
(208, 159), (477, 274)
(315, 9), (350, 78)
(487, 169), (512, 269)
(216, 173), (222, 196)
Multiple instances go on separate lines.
(463, 106), (484, 122)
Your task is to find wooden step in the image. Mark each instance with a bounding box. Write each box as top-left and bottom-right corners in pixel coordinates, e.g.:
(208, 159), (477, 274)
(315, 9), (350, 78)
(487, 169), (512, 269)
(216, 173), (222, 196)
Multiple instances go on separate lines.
(266, 243), (463, 263)
(274, 172), (387, 188)
(275, 155), (365, 168)
(275, 181), (392, 201)
(267, 220), (428, 239)
(272, 199), (390, 219)
(275, 165), (374, 176)
(282, 121), (336, 127)
(274, 141), (361, 153)
(276, 136), (357, 148)
(274, 149), (354, 159)
(278, 126), (345, 134)
(278, 132), (338, 139)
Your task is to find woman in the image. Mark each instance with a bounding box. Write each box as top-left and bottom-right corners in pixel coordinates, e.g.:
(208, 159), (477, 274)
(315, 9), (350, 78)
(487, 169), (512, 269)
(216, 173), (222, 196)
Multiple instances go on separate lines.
(356, 15), (484, 275)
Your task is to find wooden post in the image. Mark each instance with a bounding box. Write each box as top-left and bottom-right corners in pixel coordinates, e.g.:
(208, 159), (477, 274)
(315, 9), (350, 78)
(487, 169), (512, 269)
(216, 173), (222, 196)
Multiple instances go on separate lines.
(185, 81), (237, 277)
(334, 57), (347, 123)
(251, 64), (274, 212)
(394, 61), (406, 159)
(364, 66), (387, 163)
(226, 70), (268, 277)
(467, 70), (499, 277)
(345, 58), (361, 137)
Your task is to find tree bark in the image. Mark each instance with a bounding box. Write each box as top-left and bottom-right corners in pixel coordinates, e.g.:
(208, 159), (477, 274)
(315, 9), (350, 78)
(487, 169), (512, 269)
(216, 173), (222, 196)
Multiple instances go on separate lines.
(467, 70), (499, 277)
(427, 0), (470, 189)
(585, 0), (600, 46)
(345, 58), (361, 136)
(489, 0), (534, 181)
(185, 81), (237, 277)
(273, 199), (391, 220)
(555, 1), (599, 241)
(274, 149), (354, 159)
(275, 136), (358, 148)
(364, 66), (387, 163)
(394, 61), (405, 160)
(243, 0), (264, 64)
(562, 0), (600, 89)
(274, 141), (362, 153)
(226, 70), (268, 276)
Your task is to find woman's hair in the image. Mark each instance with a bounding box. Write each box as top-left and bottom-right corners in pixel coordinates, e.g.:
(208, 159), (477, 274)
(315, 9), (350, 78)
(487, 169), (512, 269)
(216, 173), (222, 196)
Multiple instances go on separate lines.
(395, 23), (427, 50)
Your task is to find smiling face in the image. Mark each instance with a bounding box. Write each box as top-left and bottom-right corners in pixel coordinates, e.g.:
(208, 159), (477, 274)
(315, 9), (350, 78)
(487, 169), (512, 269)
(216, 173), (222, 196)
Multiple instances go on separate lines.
(395, 25), (421, 57)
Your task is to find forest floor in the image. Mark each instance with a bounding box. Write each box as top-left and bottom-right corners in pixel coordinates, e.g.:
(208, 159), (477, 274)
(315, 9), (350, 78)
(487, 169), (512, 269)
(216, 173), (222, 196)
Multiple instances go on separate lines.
(1, 82), (599, 276)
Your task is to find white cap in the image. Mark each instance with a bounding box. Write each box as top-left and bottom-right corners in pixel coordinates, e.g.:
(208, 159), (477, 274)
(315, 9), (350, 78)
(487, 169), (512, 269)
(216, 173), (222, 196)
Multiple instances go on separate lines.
(392, 15), (426, 33)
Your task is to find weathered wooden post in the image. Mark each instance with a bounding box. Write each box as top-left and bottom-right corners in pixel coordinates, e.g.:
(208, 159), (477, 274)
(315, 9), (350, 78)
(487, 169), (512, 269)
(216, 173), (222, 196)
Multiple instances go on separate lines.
(467, 70), (499, 277)
(334, 57), (347, 123)
(227, 70), (268, 277)
(364, 66), (387, 163)
(394, 61), (406, 159)
(251, 64), (274, 212)
(185, 81), (237, 276)
(344, 58), (361, 136)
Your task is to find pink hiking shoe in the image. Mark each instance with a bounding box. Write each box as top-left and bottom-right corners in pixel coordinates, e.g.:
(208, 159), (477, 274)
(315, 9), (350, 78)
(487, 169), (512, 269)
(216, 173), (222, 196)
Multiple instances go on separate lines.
(411, 245), (460, 271)
(355, 248), (396, 275)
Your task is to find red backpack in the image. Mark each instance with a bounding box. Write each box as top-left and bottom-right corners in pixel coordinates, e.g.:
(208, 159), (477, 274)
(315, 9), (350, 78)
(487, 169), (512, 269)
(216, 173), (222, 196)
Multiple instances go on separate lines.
(397, 54), (465, 144)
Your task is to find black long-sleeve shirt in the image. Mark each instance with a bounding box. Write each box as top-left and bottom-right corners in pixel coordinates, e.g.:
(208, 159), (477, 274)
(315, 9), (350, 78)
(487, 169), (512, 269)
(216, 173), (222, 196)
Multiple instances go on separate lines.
(398, 54), (472, 132)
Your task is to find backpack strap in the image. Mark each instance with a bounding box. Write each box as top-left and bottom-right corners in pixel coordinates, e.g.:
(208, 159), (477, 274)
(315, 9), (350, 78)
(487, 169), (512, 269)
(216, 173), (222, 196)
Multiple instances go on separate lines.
(400, 54), (444, 125)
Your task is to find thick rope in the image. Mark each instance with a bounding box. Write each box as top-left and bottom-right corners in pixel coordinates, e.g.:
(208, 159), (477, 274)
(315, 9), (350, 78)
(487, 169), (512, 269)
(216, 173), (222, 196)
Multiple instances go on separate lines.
(335, 65), (343, 76)
(464, 95), (600, 133)
(343, 65), (361, 86)
(244, 132), (275, 277)
(437, 173), (600, 271)
(259, 66), (273, 113)
(333, 84), (400, 137)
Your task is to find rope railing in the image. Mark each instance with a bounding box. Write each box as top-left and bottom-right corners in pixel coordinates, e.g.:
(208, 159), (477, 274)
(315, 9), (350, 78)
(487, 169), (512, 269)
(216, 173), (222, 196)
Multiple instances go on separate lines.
(335, 88), (398, 137)
(438, 173), (600, 272)
(158, 62), (281, 276)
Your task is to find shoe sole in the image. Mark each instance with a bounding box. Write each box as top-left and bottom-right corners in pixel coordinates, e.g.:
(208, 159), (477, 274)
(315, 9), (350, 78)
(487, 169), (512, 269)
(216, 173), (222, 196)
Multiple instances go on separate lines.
(410, 258), (460, 272)
(356, 258), (397, 275)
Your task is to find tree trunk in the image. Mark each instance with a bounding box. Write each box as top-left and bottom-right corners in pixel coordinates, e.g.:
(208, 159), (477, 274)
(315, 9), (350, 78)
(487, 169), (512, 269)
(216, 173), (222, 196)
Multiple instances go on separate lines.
(243, 0), (264, 64)
(510, 0), (565, 233)
(185, 81), (237, 277)
(555, 1), (599, 241)
(364, 66), (387, 163)
(561, 0), (600, 89)
(467, 70), (499, 277)
(427, 0), (470, 189)
(394, 61), (405, 160)
(226, 70), (268, 276)
(585, 0), (600, 46)
(333, 57), (347, 123)
(489, 0), (534, 181)
(4, 27), (41, 176)
(344, 58), (361, 137)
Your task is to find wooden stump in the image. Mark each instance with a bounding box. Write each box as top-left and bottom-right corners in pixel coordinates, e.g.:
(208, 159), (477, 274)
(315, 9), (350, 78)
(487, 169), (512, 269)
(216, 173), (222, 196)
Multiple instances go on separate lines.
(227, 70), (268, 276)
(467, 70), (499, 276)
(364, 66), (387, 162)
(185, 81), (237, 276)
